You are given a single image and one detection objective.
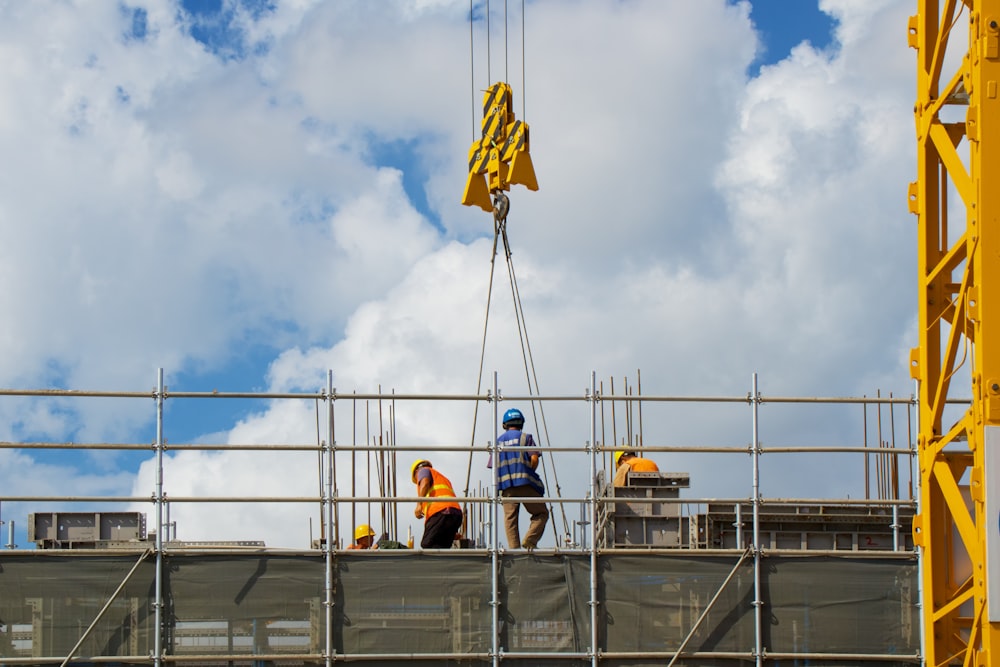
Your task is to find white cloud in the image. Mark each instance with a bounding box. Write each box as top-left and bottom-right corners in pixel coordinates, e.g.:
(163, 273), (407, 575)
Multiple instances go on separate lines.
(0, 1), (922, 548)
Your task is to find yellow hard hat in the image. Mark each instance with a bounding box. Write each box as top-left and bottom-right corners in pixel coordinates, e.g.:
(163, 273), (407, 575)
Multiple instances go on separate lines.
(614, 449), (633, 466)
(411, 459), (431, 483)
(354, 524), (375, 541)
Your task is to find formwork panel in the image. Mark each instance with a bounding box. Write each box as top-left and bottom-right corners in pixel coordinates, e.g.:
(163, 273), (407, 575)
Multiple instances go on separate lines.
(613, 516), (688, 547)
(704, 503), (914, 552)
(28, 511), (147, 548)
(613, 486), (682, 518)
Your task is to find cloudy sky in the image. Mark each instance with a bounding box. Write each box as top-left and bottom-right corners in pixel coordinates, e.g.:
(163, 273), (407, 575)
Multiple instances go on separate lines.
(0, 0), (923, 549)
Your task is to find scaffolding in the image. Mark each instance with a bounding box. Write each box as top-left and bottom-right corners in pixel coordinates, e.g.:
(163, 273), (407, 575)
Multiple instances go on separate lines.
(0, 370), (922, 665)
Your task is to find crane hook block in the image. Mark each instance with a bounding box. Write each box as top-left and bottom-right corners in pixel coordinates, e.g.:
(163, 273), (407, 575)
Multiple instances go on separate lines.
(462, 81), (538, 212)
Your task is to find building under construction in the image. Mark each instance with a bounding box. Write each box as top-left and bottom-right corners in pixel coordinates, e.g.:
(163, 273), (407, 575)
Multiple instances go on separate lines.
(0, 374), (920, 666)
(9, 0), (1000, 661)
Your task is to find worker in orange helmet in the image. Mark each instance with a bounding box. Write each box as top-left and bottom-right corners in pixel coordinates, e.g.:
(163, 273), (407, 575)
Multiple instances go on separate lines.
(410, 459), (463, 549)
(613, 449), (660, 487)
(347, 524), (377, 550)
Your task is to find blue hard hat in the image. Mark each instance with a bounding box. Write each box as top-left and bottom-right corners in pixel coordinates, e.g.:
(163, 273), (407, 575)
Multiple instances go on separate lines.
(502, 408), (524, 427)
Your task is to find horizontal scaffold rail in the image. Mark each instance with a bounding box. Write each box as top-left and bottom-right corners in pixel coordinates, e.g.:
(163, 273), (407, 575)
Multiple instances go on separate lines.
(0, 370), (920, 666)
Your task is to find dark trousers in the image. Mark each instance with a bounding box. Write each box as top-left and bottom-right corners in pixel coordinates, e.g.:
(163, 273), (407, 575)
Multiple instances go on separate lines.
(421, 508), (463, 548)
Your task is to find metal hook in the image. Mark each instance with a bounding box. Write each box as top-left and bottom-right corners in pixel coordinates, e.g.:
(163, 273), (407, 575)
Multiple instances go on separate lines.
(492, 192), (510, 225)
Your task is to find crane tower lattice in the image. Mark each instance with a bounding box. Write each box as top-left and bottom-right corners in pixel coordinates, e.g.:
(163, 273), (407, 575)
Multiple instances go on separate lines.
(910, 1), (1000, 663)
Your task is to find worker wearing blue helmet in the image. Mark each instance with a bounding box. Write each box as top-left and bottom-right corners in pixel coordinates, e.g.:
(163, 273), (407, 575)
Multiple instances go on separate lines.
(488, 407), (548, 549)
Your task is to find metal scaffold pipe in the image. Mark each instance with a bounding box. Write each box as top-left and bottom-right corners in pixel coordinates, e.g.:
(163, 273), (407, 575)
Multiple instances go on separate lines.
(325, 369), (335, 667)
(0, 368), (924, 664)
(751, 372), (763, 667)
(154, 368), (165, 667)
(588, 371), (598, 667)
(490, 371), (500, 667)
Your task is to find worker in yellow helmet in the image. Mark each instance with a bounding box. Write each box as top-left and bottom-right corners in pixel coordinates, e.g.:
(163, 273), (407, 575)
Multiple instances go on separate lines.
(613, 449), (659, 487)
(410, 459), (463, 549)
(347, 524), (377, 550)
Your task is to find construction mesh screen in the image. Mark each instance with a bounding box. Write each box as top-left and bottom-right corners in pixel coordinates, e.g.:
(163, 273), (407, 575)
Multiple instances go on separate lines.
(0, 551), (918, 664)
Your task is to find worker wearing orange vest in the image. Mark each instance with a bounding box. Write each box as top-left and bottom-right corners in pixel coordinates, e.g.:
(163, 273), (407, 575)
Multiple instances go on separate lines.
(411, 459), (463, 548)
(613, 449), (660, 487)
(347, 524), (377, 550)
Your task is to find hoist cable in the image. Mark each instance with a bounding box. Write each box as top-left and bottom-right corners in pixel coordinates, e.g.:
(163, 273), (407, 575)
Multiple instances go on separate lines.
(500, 224), (572, 541)
(469, 0), (476, 142)
(463, 0), (566, 544)
(521, 0), (526, 119)
(463, 223), (503, 497)
(504, 0), (509, 83)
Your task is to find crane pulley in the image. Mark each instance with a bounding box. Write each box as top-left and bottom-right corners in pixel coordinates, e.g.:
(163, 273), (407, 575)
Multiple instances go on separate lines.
(461, 81), (538, 217)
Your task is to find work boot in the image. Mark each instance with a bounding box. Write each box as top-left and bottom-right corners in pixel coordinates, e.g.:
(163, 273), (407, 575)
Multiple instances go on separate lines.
(523, 539), (536, 551)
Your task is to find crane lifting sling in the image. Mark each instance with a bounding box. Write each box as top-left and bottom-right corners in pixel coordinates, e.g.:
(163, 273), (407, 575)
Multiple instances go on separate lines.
(457, 79), (572, 545)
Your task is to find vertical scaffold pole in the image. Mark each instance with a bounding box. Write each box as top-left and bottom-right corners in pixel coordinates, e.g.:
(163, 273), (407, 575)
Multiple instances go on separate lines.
(325, 370), (335, 666)
(154, 368), (165, 667)
(751, 373), (763, 667)
(892, 504), (900, 552)
(491, 371), (500, 667)
(588, 371), (599, 667)
(735, 503), (743, 548)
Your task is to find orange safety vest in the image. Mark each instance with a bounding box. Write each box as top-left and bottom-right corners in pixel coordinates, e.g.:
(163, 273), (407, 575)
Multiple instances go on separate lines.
(419, 468), (460, 520)
(629, 457), (659, 473)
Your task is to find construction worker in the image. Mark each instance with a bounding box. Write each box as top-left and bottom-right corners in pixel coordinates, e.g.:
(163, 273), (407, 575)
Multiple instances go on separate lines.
(411, 459), (463, 548)
(613, 449), (660, 487)
(489, 408), (548, 550)
(347, 524), (377, 550)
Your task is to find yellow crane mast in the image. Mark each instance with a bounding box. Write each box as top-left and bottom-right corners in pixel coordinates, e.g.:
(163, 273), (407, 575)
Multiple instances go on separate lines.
(910, 1), (1000, 664)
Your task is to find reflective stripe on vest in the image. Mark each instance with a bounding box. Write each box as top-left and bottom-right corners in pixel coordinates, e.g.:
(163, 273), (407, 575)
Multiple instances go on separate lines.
(423, 468), (460, 519)
(496, 430), (544, 494)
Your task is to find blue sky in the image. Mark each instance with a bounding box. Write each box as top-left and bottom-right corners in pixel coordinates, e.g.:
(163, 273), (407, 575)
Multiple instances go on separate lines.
(174, 0), (838, 67)
(744, 0), (836, 72)
(0, 0), (919, 548)
(159, 0), (840, 440)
